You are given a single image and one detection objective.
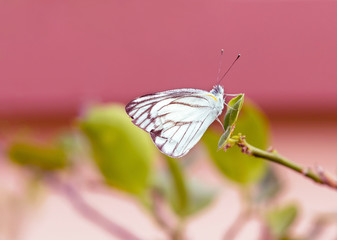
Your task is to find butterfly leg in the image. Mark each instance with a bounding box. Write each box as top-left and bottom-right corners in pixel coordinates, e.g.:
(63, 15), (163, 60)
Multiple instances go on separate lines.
(216, 118), (224, 130)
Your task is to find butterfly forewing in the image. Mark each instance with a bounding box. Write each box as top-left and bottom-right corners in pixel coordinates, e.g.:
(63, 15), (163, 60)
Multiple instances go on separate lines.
(125, 87), (224, 158)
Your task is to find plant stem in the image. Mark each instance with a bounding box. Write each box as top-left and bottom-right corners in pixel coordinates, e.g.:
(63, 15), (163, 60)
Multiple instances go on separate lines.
(223, 207), (251, 240)
(246, 142), (321, 183)
(172, 220), (185, 240)
(150, 189), (173, 236)
(46, 174), (142, 240)
(230, 135), (337, 190)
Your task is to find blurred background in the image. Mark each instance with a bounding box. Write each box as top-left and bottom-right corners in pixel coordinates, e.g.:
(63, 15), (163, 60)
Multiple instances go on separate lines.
(0, 0), (337, 239)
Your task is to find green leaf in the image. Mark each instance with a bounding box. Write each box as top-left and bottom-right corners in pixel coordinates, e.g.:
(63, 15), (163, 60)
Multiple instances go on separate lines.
(203, 100), (268, 185)
(183, 178), (216, 216)
(8, 142), (68, 171)
(219, 94), (245, 149)
(253, 166), (282, 204)
(79, 104), (156, 196)
(153, 158), (216, 218)
(217, 128), (231, 150)
(265, 204), (298, 239)
(223, 94), (245, 131)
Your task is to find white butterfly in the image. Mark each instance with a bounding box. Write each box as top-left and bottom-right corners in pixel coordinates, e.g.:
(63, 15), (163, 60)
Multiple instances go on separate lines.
(125, 85), (225, 158)
(125, 53), (240, 158)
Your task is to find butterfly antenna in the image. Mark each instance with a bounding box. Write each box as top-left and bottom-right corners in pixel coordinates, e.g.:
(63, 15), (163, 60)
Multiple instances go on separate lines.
(216, 49), (224, 83)
(217, 54), (241, 85)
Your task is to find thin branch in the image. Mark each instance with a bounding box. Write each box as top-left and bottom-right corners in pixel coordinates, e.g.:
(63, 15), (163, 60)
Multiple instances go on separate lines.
(150, 189), (185, 240)
(228, 135), (337, 190)
(223, 208), (251, 240)
(46, 175), (142, 240)
(150, 189), (173, 235)
(171, 221), (185, 240)
(304, 213), (337, 240)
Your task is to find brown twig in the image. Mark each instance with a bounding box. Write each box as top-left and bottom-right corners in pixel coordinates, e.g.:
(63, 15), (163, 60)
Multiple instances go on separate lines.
(227, 135), (337, 190)
(150, 189), (185, 240)
(46, 174), (142, 240)
(304, 213), (337, 240)
(223, 208), (251, 240)
(151, 189), (173, 235)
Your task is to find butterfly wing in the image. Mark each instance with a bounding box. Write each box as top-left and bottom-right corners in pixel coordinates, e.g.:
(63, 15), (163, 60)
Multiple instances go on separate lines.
(125, 89), (223, 158)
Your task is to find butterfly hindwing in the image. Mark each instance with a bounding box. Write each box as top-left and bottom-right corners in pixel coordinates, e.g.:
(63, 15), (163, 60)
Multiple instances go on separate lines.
(126, 88), (223, 158)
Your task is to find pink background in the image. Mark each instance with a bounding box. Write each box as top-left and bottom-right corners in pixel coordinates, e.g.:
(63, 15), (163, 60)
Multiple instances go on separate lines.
(1, 0), (337, 239)
(1, 0), (337, 118)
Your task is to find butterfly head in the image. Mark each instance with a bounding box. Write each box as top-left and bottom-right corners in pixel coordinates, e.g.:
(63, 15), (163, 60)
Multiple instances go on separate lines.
(209, 85), (225, 111)
(210, 85), (224, 98)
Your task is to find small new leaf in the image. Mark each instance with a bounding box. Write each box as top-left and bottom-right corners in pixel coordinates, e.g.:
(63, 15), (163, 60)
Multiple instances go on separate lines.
(218, 94), (245, 149)
(217, 128), (231, 150)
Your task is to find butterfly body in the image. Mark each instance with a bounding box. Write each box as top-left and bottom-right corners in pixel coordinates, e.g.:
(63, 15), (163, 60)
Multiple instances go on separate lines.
(125, 85), (225, 158)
